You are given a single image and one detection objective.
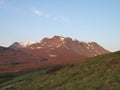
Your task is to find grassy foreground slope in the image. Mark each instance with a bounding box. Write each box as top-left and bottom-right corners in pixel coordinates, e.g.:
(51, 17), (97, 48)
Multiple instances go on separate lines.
(0, 51), (120, 90)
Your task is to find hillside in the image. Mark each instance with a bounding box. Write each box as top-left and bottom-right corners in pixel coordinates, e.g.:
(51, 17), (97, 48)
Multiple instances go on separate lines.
(0, 51), (120, 90)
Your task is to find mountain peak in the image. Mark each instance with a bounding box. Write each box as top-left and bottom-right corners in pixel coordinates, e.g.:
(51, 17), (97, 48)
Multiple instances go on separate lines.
(54, 36), (65, 41)
(9, 41), (36, 49)
(9, 36), (109, 57)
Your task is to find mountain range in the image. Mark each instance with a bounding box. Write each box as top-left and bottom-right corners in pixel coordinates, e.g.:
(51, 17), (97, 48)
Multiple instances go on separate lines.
(0, 36), (109, 74)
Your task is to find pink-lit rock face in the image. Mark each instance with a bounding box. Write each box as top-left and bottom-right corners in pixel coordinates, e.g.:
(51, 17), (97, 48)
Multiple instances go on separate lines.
(0, 36), (109, 74)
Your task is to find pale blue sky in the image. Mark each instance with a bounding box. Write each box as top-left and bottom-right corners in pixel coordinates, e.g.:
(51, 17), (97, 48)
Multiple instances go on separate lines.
(0, 0), (120, 51)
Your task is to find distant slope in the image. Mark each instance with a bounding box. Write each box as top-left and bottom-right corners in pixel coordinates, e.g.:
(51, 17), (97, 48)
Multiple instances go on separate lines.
(0, 51), (120, 90)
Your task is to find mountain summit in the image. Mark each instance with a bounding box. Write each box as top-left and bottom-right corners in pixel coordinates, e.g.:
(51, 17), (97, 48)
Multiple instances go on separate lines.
(9, 36), (109, 57)
(0, 36), (109, 74)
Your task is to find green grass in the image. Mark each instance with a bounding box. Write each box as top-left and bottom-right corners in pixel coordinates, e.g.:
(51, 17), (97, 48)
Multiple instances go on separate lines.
(0, 51), (120, 90)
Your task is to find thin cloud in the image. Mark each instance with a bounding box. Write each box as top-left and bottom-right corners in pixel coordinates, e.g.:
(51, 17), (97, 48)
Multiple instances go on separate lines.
(33, 9), (68, 23)
(52, 16), (67, 22)
(34, 10), (44, 17)
(33, 9), (50, 18)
